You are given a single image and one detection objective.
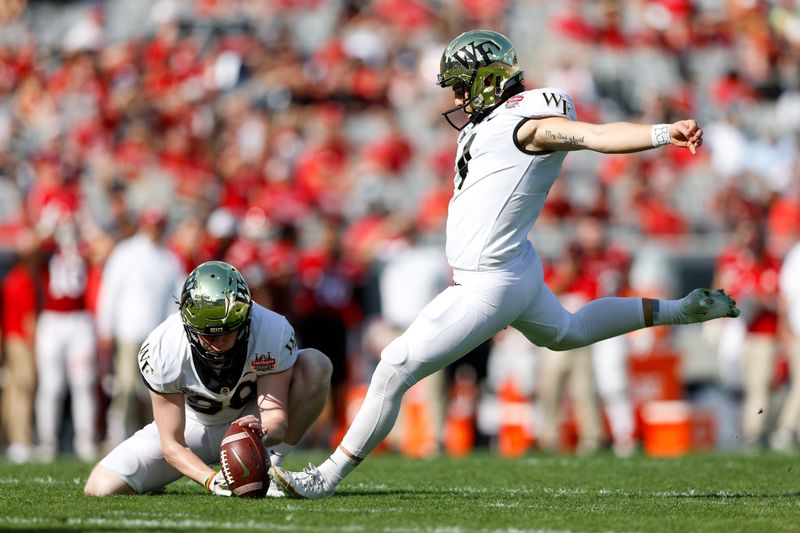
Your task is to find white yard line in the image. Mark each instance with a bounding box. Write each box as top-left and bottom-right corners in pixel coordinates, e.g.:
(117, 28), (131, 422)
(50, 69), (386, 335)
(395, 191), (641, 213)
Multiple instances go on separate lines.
(0, 516), (614, 533)
(0, 476), (65, 485)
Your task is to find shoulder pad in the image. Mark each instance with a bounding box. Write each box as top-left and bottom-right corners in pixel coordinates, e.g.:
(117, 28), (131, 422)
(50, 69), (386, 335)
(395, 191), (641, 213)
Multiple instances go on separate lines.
(504, 88), (577, 120)
(248, 304), (298, 374)
(139, 314), (184, 393)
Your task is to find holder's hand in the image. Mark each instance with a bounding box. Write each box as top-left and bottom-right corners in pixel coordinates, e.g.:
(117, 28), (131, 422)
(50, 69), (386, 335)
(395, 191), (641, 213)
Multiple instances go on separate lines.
(203, 470), (232, 497)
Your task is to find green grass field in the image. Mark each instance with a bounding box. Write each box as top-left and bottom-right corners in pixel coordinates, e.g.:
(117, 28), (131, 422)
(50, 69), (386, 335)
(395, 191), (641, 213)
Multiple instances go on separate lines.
(1, 451), (799, 532)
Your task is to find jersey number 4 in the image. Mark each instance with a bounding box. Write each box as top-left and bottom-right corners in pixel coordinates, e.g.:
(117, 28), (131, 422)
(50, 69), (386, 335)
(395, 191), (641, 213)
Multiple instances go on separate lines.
(456, 133), (476, 190)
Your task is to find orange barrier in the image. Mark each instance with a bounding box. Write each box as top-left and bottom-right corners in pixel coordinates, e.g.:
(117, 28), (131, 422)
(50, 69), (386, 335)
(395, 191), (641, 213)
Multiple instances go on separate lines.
(641, 400), (692, 457)
(399, 380), (438, 459)
(443, 369), (477, 457)
(631, 352), (718, 455)
(629, 351), (683, 438)
(496, 378), (535, 457)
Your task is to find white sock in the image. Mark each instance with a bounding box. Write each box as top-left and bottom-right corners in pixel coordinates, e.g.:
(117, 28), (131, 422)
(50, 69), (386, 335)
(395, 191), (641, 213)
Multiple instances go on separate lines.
(549, 297), (647, 350)
(653, 299), (683, 326)
(320, 361), (408, 484)
(268, 442), (296, 468)
(319, 447), (360, 485)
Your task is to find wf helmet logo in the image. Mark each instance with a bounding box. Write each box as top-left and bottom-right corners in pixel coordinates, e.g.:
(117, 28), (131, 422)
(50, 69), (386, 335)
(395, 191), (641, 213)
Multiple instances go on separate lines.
(453, 40), (501, 68)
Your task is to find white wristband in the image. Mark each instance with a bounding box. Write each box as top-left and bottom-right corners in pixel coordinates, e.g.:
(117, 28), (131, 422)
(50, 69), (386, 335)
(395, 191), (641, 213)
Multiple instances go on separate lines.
(651, 124), (671, 147)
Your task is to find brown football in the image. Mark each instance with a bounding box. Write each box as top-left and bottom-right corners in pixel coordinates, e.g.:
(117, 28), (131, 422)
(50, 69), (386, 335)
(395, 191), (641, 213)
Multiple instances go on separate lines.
(219, 423), (270, 498)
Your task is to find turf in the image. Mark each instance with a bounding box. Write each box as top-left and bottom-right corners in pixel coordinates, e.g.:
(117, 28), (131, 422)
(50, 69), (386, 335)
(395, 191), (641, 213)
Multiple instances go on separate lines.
(0, 451), (798, 532)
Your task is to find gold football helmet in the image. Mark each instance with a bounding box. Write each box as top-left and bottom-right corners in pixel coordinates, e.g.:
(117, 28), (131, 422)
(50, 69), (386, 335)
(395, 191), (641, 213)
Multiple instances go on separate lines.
(437, 29), (523, 130)
(180, 260), (252, 369)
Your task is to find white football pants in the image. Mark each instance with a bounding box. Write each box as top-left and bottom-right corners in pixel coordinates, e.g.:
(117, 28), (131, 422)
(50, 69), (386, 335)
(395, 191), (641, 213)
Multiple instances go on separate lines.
(99, 415), (233, 493)
(341, 245), (648, 458)
(35, 310), (97, 460)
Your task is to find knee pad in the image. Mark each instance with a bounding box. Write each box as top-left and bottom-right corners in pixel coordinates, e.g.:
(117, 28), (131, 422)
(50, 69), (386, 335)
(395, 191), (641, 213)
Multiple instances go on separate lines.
(550, 328), (595, 352)
(375, 335), (418, 391)
(545, 313), (579, 351)
(369, 360), (413, 401)
(380, 336), (423, 388)
(381, 336), (408, 366)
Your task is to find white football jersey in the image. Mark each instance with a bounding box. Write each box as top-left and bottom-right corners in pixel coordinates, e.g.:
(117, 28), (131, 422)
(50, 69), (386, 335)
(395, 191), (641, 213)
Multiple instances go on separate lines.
(446, 87), (577, 271)
(138, 303), (298, 425)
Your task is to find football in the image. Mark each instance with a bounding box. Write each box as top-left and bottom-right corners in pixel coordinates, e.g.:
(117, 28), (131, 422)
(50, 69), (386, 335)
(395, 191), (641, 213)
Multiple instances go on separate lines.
(219, 423), (270, 498)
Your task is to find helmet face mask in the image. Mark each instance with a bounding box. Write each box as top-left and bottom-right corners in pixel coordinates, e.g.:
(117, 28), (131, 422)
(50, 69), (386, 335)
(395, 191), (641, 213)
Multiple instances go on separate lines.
(437, 29), (523, 130)
(180, 261), (252, 370)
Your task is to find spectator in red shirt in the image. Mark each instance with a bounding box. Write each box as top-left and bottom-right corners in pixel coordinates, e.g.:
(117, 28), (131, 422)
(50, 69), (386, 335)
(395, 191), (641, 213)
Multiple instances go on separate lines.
(295, 216), (364, 444)
(630, 172), (688, 236)
(168, 215), (206, 274)
(537, 214), (637, 456)
(767, 177), (800, 257)
(222, 207), (271, 308)
(1, 231), (40, 463)
(714, 218), (781, 449)
(26, 154), (81, 223)
(711, 69), (758, 109)
(537, 218), (604, 455)
(34, 208), (99, 462)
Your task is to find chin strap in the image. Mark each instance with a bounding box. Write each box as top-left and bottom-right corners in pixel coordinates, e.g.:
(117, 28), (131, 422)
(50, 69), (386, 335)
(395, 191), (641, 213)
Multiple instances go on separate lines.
(441, 102), (472, 131)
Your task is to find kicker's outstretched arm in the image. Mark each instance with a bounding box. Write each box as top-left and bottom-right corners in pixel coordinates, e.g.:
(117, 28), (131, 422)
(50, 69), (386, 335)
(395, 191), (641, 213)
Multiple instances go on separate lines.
(519, 117), (703, 155)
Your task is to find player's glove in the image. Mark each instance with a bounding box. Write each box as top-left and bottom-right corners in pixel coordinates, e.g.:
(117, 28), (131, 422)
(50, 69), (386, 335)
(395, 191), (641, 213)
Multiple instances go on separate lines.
(203, 470), (232, 497)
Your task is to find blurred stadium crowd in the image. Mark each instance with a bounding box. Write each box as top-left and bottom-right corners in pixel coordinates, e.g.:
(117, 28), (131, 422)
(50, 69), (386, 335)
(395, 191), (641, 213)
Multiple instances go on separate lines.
(0, 0), (799, 463)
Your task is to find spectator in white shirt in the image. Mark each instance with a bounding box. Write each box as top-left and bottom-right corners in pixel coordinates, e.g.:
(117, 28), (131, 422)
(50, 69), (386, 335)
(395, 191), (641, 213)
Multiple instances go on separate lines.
(96, 207), (184, 448)
(771, 239), (800, 451)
